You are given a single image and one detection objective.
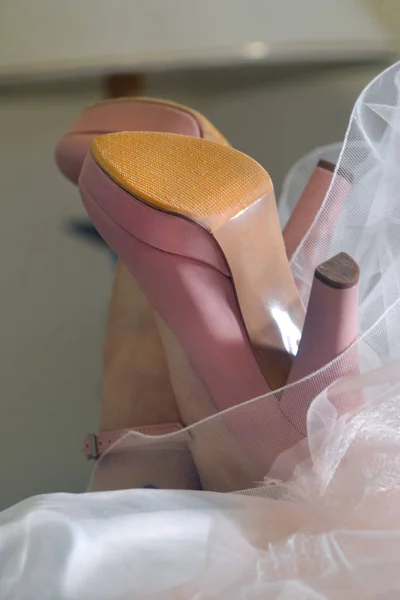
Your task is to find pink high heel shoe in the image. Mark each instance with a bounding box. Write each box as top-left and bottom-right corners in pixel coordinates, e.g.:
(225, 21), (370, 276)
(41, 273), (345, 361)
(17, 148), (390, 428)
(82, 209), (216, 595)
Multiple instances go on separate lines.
(55, 100), (325, 414)
(283, 159), (337, 261)
(281, 252), (360, 434)
(56, 99), (355, 484)
(80, 132), (361, 488)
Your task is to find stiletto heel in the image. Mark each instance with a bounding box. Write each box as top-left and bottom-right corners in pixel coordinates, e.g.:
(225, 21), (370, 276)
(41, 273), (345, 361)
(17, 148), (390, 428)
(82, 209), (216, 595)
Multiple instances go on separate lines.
(283, 159), (336, 261)
(280, 252), (360, 434)
(287, 252), (359, 384)
(80, 131), (305, 407)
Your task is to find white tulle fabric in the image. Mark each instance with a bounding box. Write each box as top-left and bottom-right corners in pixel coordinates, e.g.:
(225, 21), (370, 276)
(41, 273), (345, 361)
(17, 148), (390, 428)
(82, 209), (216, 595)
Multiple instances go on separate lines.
(3, 60), (400, 598)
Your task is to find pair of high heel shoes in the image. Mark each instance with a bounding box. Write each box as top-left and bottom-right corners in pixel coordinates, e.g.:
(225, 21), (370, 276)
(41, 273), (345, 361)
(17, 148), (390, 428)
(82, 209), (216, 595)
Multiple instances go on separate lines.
(56, 98), (359, 479)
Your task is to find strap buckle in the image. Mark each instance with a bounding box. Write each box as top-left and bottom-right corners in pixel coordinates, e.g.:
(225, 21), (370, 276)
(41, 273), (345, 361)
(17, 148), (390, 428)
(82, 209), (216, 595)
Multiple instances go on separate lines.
(83, 434), (98, 459)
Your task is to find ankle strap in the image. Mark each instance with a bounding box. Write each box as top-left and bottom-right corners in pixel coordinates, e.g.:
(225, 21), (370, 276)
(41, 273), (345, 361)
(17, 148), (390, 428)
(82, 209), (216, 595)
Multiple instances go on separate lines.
(83, 423), (183, 459)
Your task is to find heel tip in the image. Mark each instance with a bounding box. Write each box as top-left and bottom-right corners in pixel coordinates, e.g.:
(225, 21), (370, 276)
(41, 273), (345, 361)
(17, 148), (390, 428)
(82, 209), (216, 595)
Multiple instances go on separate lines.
(317, 159), (336, 173)
(317, 159), (353, 182)
(315, 252), (360, 289)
